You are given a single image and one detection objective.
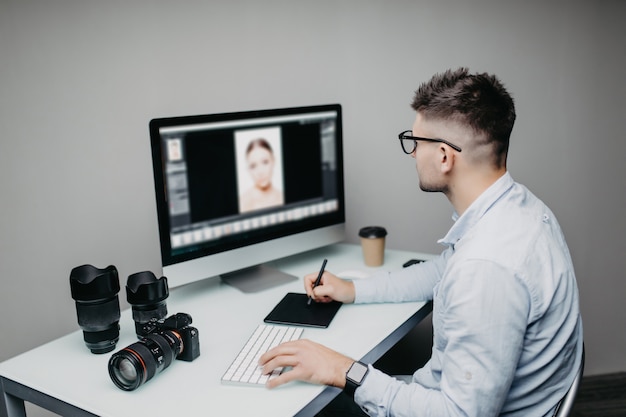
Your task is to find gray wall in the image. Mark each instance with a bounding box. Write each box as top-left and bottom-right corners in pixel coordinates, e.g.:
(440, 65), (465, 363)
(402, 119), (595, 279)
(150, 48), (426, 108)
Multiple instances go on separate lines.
(2, 0), (625, 398)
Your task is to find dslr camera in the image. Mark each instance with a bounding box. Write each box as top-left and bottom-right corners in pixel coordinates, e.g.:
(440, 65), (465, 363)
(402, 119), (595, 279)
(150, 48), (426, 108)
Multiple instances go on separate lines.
(108, 312), (200, 391)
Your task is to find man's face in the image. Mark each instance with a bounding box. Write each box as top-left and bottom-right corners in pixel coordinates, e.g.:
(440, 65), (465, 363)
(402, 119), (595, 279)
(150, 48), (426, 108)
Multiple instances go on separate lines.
(410, 113), (449, 193)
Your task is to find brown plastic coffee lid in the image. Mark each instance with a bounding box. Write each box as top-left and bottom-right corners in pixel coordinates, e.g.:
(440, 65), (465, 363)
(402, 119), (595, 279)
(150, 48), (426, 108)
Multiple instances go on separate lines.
(359, 226), (388, 238)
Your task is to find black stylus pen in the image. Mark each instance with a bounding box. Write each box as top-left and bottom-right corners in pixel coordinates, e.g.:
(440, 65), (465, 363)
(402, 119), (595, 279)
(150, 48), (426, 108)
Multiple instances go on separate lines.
(307, 258), (327, 305)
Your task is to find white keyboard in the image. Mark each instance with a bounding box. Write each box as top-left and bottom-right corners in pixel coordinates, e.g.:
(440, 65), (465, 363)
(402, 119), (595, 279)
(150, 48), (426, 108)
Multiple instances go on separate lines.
(221, 323), (304, 386)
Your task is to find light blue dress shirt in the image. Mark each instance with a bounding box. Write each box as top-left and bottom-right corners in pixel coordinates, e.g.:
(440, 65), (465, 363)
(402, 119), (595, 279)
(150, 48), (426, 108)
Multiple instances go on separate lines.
(353, 172), (583, 417)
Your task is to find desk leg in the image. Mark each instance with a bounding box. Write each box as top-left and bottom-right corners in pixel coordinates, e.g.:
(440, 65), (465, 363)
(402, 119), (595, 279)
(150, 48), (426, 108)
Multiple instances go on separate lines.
(0, 378), (27, 417)
(0, 377), (97, 417)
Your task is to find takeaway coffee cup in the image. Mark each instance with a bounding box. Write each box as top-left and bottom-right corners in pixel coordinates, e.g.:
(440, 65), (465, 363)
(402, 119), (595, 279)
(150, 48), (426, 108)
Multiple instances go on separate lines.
(359, 226), (388, 266)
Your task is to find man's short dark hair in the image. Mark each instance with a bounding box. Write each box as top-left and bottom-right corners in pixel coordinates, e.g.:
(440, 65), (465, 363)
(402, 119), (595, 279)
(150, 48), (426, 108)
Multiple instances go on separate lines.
(412, 68), (516, 167)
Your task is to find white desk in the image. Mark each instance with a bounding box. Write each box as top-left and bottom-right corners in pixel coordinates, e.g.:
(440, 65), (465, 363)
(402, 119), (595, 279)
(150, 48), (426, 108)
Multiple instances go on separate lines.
(0, 244), (433, 417)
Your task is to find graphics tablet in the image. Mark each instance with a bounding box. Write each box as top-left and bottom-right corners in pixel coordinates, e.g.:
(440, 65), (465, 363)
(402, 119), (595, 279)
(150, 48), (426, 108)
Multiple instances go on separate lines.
(264, 292), (342, 328)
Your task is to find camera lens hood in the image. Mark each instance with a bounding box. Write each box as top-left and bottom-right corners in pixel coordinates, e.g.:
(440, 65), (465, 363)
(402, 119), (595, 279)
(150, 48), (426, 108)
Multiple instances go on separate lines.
(70, 264), (120, 301)
(126, 271), (169, 305)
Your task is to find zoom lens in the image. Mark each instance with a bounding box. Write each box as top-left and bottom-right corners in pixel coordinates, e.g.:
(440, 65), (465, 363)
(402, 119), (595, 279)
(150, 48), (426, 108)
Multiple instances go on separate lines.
(126, 271), (169, 337)
(69, 264), (121, 354)
(108, 330), (182, 391)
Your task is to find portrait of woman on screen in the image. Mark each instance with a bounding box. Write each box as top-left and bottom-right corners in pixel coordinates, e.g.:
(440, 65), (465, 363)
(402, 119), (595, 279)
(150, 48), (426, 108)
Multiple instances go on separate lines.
(236, 129), (285, 213)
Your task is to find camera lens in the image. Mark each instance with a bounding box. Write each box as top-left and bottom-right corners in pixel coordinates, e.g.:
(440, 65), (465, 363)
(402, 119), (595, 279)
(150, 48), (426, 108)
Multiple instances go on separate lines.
(113, 357), (138, 385)
(69, 264), (121, 354)
(126, 271), (169, 337)
(108, 330), (182, 391)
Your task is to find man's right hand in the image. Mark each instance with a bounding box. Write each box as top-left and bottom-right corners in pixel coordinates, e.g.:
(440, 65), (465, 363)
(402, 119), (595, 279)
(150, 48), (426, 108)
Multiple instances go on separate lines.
(304, 270), (356, 304)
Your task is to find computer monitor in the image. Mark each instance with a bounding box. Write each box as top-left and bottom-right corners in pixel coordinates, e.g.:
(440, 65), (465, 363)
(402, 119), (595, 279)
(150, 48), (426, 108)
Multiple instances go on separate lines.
(149, 104), (345, 292)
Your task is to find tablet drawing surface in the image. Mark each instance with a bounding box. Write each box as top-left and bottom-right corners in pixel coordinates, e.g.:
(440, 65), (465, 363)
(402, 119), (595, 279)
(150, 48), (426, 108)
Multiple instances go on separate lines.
(264, 292), (342, 328)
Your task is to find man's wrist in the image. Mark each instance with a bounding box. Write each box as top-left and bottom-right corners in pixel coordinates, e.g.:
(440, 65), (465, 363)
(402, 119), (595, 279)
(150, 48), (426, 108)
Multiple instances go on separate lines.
(335, 357), (355, 388)
(346, 280), (356, 304)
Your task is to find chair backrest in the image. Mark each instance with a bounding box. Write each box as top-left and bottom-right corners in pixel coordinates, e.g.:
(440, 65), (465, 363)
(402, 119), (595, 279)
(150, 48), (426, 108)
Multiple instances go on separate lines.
(553, 345), (585, 417)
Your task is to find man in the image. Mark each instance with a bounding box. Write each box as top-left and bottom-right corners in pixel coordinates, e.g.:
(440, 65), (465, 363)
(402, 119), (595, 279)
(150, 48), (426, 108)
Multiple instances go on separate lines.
(259, 68), (583, 417)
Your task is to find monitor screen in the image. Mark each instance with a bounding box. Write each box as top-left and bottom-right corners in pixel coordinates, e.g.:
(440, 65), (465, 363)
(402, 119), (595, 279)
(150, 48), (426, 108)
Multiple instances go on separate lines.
(149, 104), (345, 291)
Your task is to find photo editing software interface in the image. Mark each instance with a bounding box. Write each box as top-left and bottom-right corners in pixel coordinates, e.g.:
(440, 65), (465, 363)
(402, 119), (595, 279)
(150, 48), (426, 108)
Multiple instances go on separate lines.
(150, 104), (345, 274)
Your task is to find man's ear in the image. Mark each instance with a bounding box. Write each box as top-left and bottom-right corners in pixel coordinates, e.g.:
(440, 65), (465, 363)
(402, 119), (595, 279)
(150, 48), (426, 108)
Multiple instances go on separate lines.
(439, 145), (455, 174)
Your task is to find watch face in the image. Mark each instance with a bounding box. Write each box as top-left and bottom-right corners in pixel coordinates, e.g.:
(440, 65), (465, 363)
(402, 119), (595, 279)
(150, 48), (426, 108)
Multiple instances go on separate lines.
(347, 362), (368, 382)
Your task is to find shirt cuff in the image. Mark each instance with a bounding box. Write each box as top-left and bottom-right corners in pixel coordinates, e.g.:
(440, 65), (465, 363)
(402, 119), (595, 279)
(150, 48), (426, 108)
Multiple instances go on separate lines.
(354, 365), (405, 417)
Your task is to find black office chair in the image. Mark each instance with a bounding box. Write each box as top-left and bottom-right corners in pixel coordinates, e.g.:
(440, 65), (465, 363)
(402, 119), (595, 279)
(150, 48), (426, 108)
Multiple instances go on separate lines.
(552, 345), (585, 417)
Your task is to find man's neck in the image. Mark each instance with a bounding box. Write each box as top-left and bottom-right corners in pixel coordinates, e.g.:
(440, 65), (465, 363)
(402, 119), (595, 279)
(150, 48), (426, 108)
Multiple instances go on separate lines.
(447, 168), (507, 216)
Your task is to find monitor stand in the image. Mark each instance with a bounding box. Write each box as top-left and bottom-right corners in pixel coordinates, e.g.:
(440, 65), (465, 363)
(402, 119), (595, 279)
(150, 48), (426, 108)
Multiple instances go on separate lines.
(220, 264), (297, 293)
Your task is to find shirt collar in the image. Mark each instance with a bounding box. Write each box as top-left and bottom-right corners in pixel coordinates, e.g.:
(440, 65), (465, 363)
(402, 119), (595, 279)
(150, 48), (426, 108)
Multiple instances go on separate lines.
(438, 172), (515, 247)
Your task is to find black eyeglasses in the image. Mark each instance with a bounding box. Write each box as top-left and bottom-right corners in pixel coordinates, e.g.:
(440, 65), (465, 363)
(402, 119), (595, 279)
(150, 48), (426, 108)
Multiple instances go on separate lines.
(398, 130), (463, 154)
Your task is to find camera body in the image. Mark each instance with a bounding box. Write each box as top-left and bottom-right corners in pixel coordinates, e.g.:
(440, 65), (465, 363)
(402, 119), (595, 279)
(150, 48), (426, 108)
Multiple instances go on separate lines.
(140, 312), (200, 362)
(108, 312), (200, 391)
